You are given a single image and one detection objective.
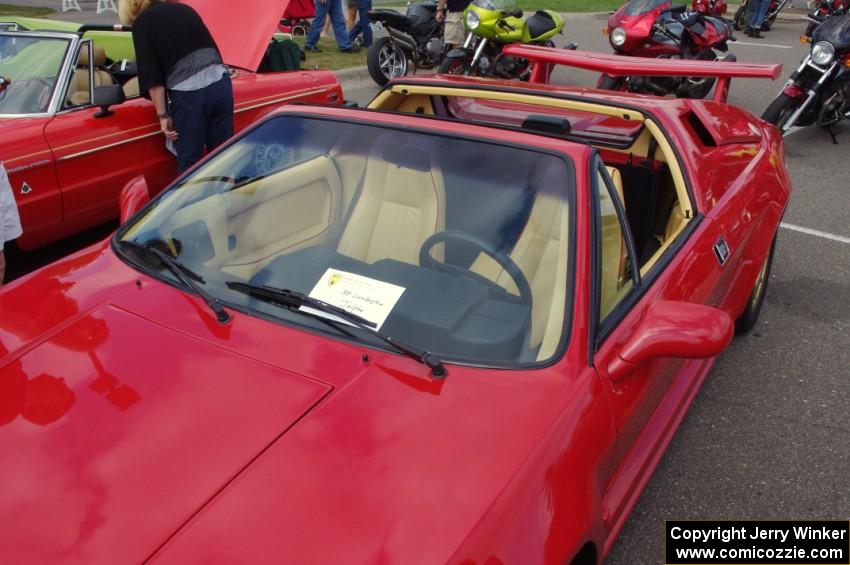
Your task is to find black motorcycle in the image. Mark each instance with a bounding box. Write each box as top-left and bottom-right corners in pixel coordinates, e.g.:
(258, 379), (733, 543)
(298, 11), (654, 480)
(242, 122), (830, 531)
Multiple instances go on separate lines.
(763, 13), (850, 140)
(366, 0), (445, 86)
(804, 0), (849, 38)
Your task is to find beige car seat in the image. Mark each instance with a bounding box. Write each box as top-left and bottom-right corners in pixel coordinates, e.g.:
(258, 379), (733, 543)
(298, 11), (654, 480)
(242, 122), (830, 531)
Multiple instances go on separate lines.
(336, 140), (446, 265)
(66, 45), (116, 107)
(122, 76), (140, 98)
(469, 182), (571, 358)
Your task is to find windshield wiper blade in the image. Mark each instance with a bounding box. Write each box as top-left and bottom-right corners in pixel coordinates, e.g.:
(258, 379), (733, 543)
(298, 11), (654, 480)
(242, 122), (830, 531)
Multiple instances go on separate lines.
(226, 281), (447, 379)
(117, 239), (231, 325)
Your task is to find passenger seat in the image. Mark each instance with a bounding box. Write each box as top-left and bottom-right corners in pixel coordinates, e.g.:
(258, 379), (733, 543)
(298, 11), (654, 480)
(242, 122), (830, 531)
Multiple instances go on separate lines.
(66, 45), (116, 107)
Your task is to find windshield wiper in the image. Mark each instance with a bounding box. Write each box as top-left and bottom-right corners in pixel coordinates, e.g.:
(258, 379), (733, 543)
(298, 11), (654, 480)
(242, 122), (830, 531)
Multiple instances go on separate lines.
(117, 239), (231, 325)
(226, 281), (447, 379)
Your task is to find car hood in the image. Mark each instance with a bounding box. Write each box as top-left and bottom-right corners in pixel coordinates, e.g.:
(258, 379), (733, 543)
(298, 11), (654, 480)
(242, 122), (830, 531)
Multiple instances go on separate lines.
(0, 304), (331, 564)
(0, 246), (581, 563)
(181, 0), (284, 71)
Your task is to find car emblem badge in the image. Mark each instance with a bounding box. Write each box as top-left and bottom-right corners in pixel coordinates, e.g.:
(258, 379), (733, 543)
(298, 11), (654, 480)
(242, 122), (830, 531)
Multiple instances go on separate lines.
(20, 182), (32, 195)
(713, 237), (731, 266)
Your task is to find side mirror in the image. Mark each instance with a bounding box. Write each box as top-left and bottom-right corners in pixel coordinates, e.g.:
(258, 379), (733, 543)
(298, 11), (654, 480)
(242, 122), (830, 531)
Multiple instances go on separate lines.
(93, 84), (125, 118)
(119, 174), (150, 224)
(607, 300), (733, 382)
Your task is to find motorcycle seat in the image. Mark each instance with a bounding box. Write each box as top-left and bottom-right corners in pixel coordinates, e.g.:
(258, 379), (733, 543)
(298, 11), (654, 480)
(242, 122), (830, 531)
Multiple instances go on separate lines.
(526, 11), (557, 40)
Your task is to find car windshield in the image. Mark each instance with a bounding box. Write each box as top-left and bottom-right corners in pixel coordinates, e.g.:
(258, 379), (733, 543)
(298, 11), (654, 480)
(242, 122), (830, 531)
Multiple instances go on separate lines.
(472, 0), (517, 11)
(0, 34), (69, 115)
(118, 115), (574, 366)
(622, 0), (674, 15)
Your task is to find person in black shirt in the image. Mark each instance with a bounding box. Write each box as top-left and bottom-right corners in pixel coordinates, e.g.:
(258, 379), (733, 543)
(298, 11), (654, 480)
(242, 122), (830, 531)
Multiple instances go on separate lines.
(436, 0), (471, 48)
(120, 0), (234, 172)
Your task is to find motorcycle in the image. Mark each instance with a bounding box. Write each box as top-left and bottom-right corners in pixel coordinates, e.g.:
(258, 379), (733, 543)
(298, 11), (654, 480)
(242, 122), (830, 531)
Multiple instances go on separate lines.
(762, 13), (850, 140)
(600, 1), (736, 99)
(732, 0), (791, 32)
(437, 0), (571, 79)
(692, 0), (728, 16)
(366, 0), (445, 86)
(804, 0), (849, 37)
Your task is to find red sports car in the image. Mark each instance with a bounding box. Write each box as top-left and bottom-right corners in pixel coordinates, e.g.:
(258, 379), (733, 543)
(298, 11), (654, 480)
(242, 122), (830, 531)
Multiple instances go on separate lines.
(0, 0), (341, 251)
(0, 51), (789, 564)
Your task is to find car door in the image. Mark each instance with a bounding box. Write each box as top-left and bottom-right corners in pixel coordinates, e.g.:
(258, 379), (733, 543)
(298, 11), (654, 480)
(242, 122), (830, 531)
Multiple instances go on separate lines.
(43, 40), (175, 227)
(588, 155), (705, 534)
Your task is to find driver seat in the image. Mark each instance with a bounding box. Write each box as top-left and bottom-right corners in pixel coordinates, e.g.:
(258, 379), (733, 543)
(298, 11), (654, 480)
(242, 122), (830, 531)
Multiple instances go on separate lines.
(66, 45), (116, 107)
(469, 187), (569, 360)
(336, 138), (446, 265)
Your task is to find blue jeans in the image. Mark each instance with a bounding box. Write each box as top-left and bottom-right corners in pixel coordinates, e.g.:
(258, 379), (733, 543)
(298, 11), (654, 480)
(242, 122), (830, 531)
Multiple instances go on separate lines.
(306, 0), (351, 49)
(748, 0), (771, 28)
(168, 75), (234, 173)
(348, 0), (373, 47)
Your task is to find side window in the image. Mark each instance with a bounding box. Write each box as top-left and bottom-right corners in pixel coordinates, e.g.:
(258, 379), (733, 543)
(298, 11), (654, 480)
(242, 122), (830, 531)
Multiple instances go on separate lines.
(596, 162), (637, 321)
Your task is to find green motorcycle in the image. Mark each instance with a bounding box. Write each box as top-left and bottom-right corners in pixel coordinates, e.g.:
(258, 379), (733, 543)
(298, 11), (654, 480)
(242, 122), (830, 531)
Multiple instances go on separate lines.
(437, 0), (573, 79)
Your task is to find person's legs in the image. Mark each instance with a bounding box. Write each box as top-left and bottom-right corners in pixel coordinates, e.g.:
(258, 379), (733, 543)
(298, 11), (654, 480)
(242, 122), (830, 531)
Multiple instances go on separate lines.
(306, 0), (330, 49)
(746, 0), (764, 35)
(754, 0), (771, 29)
(204, 76), (234, 152)
(444, 11), (466, 48)
(358, 0), (372, 46)
(169, 89), (207, 173)
(329, 0), (354, 49)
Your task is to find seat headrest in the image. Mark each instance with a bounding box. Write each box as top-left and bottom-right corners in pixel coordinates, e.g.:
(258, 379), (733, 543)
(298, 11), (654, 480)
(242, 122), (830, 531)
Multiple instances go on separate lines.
(78, 45), (107, 67)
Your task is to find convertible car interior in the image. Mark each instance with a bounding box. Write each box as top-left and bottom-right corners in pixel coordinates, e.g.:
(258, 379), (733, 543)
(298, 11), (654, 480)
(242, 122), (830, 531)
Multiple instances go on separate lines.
(367, 84), (696, 275)
(122, 115), (572, 365)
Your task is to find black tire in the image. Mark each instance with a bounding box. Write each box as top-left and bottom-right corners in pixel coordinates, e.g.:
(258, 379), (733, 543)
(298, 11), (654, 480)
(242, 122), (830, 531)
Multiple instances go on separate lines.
(761, 93), (801, 132)
(733, 5), (746, 30)
(597, 73), (625, 91)
(735, 235), (777, 334)
(681, 51), (718, 99)
(438, 54), (473, 76)
(367, 37), (409, 86)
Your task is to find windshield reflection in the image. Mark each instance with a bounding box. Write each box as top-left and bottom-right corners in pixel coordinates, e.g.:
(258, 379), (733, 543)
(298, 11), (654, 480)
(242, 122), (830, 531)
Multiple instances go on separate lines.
(0, 34), (69, 115)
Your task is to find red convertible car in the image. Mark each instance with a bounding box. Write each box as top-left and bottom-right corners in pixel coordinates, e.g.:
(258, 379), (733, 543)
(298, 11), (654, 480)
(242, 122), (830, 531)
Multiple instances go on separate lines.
(0, 0), (341, 251)
(0, 51), (789, 564)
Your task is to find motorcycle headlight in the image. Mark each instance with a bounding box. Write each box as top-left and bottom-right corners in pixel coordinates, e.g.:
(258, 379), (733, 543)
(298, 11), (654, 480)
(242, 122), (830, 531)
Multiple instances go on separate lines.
(610, 27), (627, 47)
(811, 41), (835, 66)
(465, 11), (480, 30)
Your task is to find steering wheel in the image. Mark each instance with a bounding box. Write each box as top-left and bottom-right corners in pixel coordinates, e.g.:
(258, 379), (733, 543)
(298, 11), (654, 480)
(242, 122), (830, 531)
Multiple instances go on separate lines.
(418, 230), (532, 306)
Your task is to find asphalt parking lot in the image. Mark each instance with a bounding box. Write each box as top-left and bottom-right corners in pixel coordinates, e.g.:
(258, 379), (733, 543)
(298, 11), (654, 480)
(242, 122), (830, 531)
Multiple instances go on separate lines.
(8, 10), (849, 563)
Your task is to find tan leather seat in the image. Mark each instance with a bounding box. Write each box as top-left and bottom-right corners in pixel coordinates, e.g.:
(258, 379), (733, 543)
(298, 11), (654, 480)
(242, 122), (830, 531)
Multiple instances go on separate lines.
(66, 45), (115, 107)
(469, 190), (569, 358)
(337, 141), (445, 265)
(122, 76), (140, 98)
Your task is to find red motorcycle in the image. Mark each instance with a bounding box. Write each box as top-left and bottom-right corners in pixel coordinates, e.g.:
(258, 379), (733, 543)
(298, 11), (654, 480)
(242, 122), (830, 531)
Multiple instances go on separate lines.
(732, 0), (791, 32)
(805, 0), (850, 36)
(692, 0), (727, 16)
(600, 0), (735, 99)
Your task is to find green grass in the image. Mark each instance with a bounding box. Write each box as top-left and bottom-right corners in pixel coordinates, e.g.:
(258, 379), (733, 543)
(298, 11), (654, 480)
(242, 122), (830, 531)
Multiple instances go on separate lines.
(0, 3), (55, 16)
(293, 36), (367, 71)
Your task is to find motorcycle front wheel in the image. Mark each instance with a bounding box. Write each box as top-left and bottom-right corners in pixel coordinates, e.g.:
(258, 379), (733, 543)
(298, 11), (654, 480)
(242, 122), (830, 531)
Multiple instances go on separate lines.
(438, 55), (473, 76)
(762, 93), (803, 133)
(367, 37), (409, 86)
(733, 5), (747, 30)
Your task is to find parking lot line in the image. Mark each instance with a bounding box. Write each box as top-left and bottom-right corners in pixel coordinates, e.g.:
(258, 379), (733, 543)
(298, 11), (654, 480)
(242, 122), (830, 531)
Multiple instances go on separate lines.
(780, 222), (850, 244)
(733, 41), (793, 49)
